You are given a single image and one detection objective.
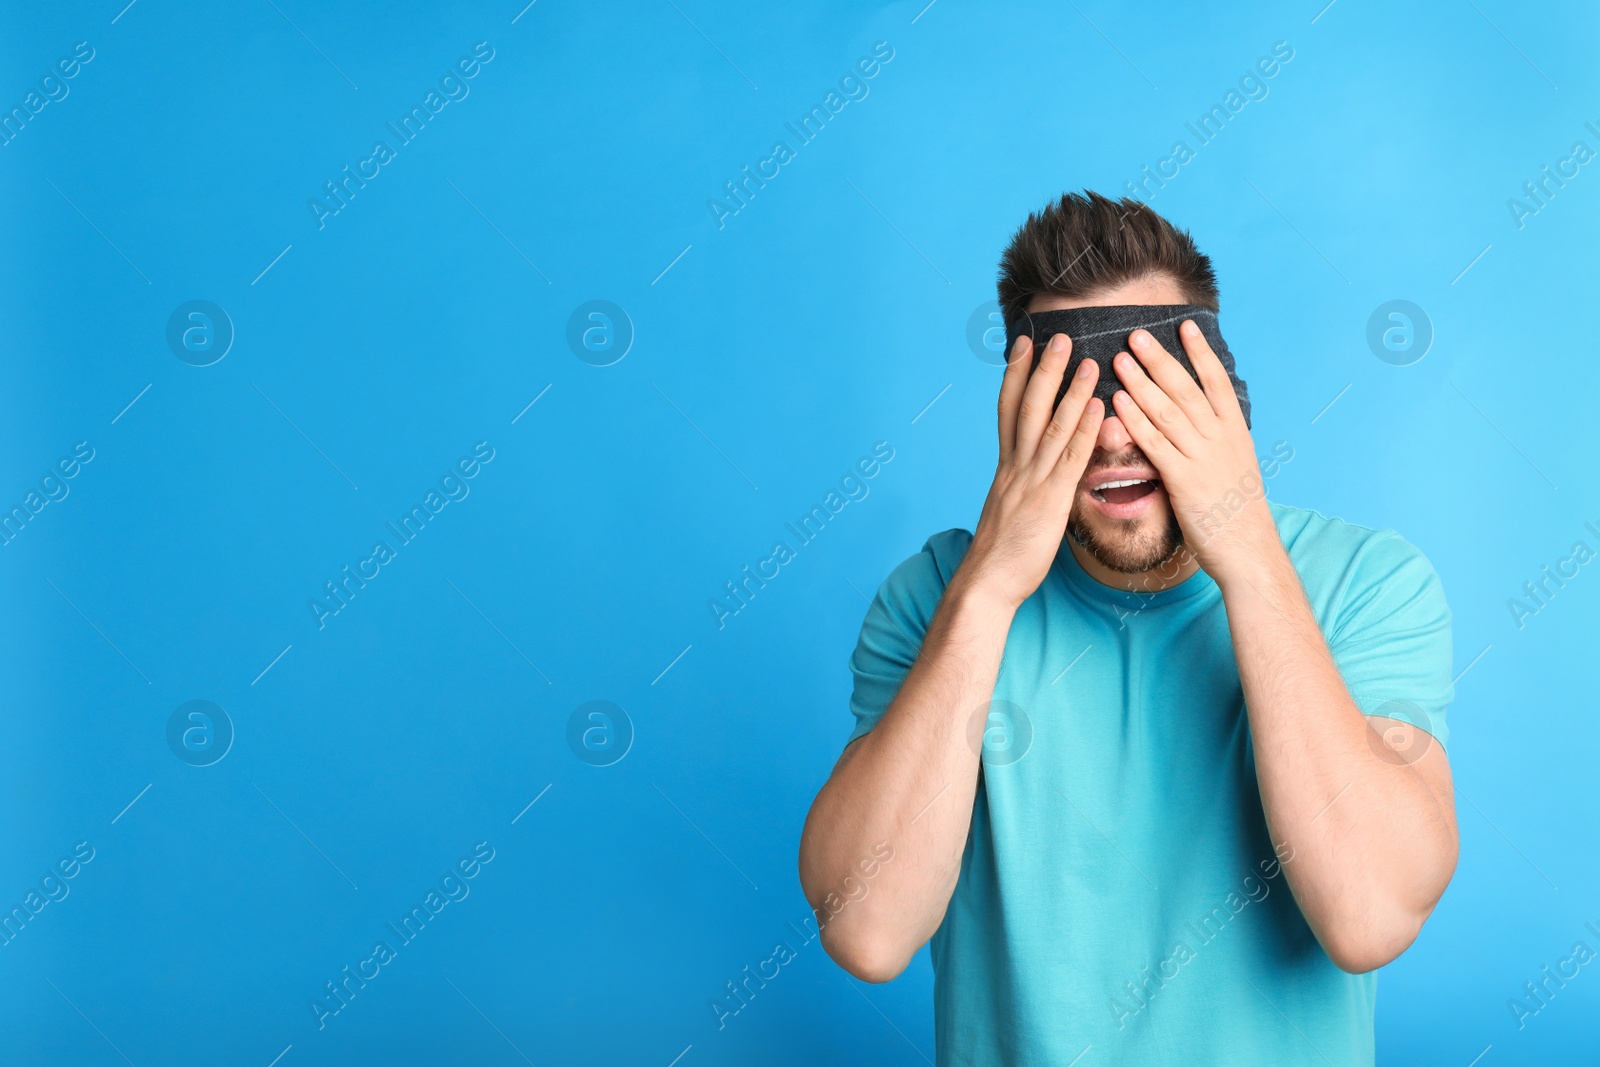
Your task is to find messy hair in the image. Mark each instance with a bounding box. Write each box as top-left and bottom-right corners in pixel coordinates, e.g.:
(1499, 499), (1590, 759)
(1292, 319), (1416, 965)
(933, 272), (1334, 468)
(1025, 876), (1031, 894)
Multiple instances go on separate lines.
(996, 191), (1219, 324)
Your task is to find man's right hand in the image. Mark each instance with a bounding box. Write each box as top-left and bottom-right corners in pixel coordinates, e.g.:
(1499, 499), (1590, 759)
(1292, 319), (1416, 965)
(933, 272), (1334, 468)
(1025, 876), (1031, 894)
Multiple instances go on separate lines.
(957, 332), (1105, 612)
(797, 330), (1102, 984)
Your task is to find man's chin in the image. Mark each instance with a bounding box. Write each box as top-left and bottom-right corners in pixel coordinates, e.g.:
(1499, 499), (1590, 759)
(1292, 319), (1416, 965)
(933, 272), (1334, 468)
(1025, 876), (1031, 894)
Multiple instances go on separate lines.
(1066, 510), (1185, 576)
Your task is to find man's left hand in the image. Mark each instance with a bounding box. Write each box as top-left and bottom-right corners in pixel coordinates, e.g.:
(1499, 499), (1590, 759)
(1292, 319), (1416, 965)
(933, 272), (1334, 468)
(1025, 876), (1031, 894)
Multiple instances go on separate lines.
(1109, 319), (1277, 585)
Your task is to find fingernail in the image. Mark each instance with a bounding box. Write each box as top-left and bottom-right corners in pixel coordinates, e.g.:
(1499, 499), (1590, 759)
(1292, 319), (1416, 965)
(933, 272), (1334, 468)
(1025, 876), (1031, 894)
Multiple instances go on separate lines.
(1048, 334), (1066, 351)
(1076, 359), (1095, 378)
(1130, 330), (1148, 348)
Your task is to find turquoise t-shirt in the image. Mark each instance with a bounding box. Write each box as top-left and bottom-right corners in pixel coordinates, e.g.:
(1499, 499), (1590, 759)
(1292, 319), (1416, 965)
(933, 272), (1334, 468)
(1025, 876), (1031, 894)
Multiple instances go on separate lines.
(846, 502), (1453, 1066)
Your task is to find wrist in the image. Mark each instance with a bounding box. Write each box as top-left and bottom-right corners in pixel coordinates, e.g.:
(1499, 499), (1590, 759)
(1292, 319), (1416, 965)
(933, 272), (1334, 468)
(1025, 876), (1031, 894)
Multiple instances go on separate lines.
(944, 569), (1022, 622)
(1203, 502), (1286, 585)
(1209, 513), (1294, 593)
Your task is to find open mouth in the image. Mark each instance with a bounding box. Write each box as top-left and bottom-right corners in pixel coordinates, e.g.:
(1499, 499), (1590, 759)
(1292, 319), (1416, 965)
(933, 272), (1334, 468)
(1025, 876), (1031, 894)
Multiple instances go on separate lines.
(1090, 477), (1160, 505)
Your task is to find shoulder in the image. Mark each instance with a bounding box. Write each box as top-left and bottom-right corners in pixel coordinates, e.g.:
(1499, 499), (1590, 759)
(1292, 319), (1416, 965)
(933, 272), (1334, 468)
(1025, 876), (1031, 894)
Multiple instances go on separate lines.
(919, 527), (975, 580)
(1270, 501), (1435, 574)
(847, 528), (974, 684)
(871, 528), (974, 618)
(1269, 501), (1448, 630)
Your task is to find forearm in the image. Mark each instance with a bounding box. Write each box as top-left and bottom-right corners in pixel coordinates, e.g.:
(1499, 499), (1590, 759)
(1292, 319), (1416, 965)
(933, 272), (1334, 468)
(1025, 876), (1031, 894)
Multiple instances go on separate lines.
(1219, 540), (1456, 971)
(799, 575), (1014, 982)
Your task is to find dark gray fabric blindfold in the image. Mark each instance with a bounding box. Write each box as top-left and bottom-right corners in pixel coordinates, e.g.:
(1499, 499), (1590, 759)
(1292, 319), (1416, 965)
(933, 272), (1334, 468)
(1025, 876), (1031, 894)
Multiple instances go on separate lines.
(1002, 304), (1252, 429)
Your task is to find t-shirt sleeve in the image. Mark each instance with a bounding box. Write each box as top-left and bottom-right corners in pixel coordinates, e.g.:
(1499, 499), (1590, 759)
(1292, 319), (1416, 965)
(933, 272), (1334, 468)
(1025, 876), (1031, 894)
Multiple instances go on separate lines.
(1325, 530), (1454, 751)
(845, 530), (969, 747)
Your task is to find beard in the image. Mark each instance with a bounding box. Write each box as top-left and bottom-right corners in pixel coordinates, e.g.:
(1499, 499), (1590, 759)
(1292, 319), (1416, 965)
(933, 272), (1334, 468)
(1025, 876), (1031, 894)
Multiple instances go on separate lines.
(1066, 495), (1185, 575)
(1065, 445), (1188, 575)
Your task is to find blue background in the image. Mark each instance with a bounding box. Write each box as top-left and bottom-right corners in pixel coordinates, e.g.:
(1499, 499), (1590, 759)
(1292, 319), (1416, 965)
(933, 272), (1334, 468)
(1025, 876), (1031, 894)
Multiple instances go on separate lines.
(2, 0), (1596, 1063)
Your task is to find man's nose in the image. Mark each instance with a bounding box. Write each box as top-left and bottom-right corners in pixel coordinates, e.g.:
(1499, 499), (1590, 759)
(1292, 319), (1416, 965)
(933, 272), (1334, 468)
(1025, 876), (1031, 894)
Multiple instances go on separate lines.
(1096, 410), (1133, 453)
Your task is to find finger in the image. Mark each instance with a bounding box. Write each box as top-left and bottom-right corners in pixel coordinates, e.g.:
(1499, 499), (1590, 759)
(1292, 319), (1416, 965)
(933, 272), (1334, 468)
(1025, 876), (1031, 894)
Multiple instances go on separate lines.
(1111, 388), (1182, 471)
(1180, 318), (1246, 425)
(1044, 396), (1105, 498)
(1014, 332), (1072, 466)
(996, 333), (1033, 465)
(1112, 350), (1202, 455)
(1032, 357), (1099, 474)
(1128, 328), (1214, 431)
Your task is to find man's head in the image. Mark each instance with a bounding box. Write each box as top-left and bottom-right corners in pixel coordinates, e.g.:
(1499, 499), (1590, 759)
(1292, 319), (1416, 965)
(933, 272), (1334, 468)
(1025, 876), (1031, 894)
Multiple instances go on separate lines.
(996, 192), (1219, 580)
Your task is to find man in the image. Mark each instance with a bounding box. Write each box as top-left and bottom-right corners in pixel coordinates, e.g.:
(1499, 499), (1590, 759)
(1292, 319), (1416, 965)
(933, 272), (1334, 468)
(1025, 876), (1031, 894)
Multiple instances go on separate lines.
(797, 191), (1458, 1065)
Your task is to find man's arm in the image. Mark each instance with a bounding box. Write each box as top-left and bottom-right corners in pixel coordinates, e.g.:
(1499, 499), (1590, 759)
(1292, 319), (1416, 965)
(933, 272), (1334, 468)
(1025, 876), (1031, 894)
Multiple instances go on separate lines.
(798, 333), (1105, 982)
(1208, 544), (1457, 972)
(798, 577), (1011, 982)
(1108, 320), (1458, 973)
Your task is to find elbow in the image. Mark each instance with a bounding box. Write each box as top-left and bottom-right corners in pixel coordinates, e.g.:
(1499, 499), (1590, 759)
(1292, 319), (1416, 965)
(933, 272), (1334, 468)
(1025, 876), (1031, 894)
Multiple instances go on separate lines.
(1319, 907), (1429, 974)
(819, 923), (912, 984)
(1320, 844), (1457, 974)
(1323, 936), (1410, 975)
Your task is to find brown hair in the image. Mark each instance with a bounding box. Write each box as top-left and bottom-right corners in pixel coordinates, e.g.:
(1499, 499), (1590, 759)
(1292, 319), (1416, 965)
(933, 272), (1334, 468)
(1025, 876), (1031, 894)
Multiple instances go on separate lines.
(995, 191), (1219, 325)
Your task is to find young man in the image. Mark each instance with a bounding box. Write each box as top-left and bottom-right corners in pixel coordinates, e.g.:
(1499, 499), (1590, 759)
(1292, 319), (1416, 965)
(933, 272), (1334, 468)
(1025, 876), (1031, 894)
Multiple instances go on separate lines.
(798, 192), (1458, 1065)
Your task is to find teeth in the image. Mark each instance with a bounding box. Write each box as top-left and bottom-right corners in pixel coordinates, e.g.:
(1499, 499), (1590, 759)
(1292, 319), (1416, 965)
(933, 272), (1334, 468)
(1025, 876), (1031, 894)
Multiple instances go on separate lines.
(1092, 478), (1149, 491)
